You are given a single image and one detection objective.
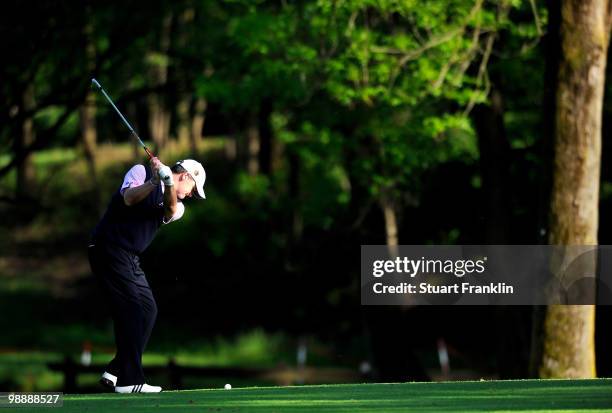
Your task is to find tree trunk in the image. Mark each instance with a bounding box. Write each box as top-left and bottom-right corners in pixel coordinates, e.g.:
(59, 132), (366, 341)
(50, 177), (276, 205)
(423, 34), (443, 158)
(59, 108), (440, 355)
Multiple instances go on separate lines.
(540, 0), (612, 379)
(148, 13), (172, 152)
(247, 112), (260, 175)
(341, 123), (371, 231)
(379, 191), (398, 247)
(79, 90), (101, 213)
(16, 85), (36, 199)
(79, 16), (101, 214)
(176, 96), (191, 147)
(379, 189), (399, 260)
(258, 99), (273, 175)
(173, 6), (205, 156)
(148, 88), (171, 153)
(284, 149), (302, 270)
(472, 87), (511, 244)
(225, 121), (238, 162)
(191, 97), (207, 153)
(289, 152), (303, 242)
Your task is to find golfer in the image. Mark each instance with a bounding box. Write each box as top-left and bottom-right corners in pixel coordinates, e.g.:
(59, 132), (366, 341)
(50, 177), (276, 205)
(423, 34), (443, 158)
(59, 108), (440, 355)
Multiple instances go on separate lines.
(88, 157), (206, 393)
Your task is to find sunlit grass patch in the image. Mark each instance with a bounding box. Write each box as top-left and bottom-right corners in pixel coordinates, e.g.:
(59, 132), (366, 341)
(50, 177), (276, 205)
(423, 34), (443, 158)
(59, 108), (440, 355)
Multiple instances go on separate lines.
(62, 379), (612, 413)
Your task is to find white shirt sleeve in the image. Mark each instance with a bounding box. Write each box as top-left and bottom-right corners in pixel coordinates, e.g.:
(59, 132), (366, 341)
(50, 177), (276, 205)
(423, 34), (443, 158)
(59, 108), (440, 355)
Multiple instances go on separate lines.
(120, 164), (147, 195)
(162, 201), (185, 224)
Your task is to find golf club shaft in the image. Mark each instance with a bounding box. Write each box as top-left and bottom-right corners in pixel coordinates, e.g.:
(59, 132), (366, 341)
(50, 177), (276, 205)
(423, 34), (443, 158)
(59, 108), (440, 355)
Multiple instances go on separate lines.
(91, 78), (155, 159)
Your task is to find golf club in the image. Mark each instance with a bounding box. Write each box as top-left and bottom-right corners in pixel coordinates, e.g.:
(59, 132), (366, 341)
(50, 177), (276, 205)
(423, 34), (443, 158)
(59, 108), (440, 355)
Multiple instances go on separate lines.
(91, 78), (155, 159)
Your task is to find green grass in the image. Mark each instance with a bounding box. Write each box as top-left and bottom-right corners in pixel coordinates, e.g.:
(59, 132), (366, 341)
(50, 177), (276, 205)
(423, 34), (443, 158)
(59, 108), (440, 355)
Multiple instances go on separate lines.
(56, 379), (612, 412)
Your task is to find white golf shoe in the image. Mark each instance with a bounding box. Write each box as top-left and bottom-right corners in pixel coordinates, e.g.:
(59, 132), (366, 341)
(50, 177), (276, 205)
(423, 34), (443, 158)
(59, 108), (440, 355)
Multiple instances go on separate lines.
(99, 372), (117, 389)
(115, 383), (162, 393)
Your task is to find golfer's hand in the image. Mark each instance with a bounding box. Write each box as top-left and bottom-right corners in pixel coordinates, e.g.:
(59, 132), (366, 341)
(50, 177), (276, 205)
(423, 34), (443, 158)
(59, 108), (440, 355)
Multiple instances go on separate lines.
(149, 157), (163, 185)
(150, 157), (173, 186)
(159, 166), (173, 186)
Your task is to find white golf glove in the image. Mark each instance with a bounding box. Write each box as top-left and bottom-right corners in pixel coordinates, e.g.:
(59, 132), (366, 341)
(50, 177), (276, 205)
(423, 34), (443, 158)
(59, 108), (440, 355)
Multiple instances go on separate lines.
(158, 165), (173, 186)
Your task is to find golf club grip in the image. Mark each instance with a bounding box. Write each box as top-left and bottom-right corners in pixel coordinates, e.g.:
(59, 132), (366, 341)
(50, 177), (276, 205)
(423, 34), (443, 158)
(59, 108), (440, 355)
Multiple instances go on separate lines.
(144, 146), (155, 159)
(129, 130), (155, 158)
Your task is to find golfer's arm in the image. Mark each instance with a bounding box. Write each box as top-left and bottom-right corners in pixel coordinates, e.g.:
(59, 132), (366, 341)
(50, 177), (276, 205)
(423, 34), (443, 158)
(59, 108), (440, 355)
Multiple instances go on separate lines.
(163, 185), (177, 220)
(123, 181), (157, 206)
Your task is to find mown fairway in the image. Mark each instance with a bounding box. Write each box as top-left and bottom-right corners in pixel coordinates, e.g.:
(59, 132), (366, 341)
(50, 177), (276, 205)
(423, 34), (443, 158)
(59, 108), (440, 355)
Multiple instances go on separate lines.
(55, 379), (612, 413)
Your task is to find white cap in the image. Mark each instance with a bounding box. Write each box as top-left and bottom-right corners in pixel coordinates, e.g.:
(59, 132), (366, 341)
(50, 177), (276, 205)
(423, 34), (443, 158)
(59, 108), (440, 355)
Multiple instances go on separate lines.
(175, 159), (206, 199)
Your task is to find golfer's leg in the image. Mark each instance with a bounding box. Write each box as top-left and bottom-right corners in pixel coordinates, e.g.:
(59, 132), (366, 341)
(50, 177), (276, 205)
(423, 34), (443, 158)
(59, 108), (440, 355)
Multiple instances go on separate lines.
(111, 297), (146, 386)
(106, 356), (120, 377)
(91, 245), (147, 386)
(132, 256), (158, 354)
(139, 281), (158, 354)
(89, 245), (122, 380)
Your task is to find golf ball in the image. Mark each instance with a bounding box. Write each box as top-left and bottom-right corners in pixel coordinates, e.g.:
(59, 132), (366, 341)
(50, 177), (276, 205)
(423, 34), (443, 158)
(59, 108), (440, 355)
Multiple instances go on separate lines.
(224, 384), (232, 390)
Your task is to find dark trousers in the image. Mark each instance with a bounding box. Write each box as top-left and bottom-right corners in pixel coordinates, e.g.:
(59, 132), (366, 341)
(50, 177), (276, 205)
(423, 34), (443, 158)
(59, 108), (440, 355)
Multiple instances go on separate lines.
(88, 242), (157, 386)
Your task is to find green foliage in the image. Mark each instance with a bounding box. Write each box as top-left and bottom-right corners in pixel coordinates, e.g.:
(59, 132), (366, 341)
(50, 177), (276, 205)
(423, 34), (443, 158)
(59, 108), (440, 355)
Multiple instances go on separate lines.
(236, 173), (271, 206)
(1, 0), (543, 222)
(300, 163), (351, 230)
(220, 0), (527, 209)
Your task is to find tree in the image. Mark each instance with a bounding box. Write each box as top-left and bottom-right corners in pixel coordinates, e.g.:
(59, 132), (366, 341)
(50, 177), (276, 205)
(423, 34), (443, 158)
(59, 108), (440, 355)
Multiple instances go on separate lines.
(79, 5), (101, 214)
(147, 13), (173, 152)
(309, 0), (519, 246)
(540, 0), (612, 379)
(15, 84), (36, 200)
